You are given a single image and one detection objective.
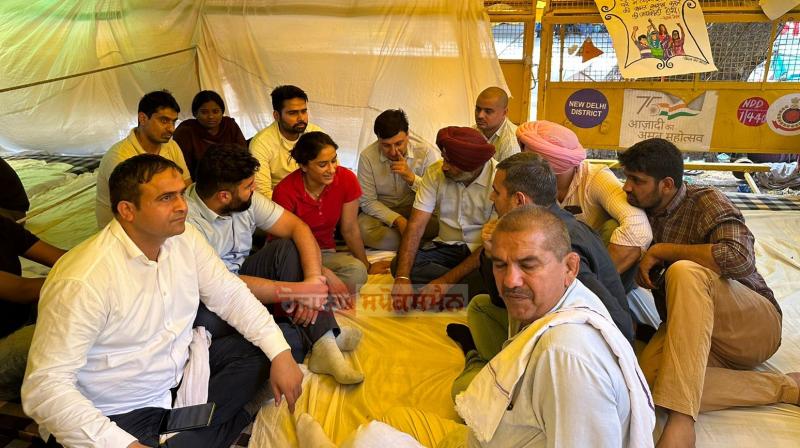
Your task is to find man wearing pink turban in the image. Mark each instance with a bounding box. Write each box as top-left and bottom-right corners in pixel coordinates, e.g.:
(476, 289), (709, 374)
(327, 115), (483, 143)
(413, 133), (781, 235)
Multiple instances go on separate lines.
(390, 127), (497, 311)
(516, 120), (652, 280)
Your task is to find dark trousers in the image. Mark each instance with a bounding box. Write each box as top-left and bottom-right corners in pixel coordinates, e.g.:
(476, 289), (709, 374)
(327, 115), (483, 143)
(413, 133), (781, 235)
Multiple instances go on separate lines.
(107, 333), (268, 448)
(391, 242), (487, 301)
(194, 238), (339, 363)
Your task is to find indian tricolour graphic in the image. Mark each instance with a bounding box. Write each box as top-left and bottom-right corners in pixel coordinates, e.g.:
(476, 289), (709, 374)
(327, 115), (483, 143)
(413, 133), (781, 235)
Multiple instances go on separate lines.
(619, 89), (718, 150)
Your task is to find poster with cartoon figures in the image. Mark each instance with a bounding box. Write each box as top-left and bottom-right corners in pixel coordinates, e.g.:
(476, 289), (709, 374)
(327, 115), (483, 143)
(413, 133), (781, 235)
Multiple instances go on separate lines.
(619, 89), (718, 150)
(594, 0), (717, 78)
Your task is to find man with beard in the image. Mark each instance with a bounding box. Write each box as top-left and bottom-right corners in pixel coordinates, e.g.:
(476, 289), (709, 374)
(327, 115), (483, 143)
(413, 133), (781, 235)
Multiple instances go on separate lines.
(250, 85), (324, 199)
(96, 90), (191, 228)
(619, 138), (800, 447)
(357, 109), (440, 250)
(390, 127), (497, 310)
(473, 87), (520, 162)
(186, 144), (364, 384)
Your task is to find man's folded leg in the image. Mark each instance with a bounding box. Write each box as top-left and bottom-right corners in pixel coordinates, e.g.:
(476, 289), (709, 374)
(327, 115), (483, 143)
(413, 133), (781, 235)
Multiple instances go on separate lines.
(169, 333), (269, 448)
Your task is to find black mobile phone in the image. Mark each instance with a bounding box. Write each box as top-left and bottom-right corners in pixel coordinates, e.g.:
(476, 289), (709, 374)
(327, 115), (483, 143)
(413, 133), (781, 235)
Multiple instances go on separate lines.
(649, 266), (666, 289)
(159, 402), (216, 434)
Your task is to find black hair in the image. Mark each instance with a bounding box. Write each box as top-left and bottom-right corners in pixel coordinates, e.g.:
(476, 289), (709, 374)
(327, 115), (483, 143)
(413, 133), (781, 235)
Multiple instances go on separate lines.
(496, 152), (557, 206)
(194, 144), (258, 199)
(191, 90), (225, 116)
(138, 90), (180, 118)
(618, 138), (684, 185)
(290, 131), (338, 165)
(109, 154), (182, 214)
(271, 85), (308, 113)
(373, 109), (409, 139)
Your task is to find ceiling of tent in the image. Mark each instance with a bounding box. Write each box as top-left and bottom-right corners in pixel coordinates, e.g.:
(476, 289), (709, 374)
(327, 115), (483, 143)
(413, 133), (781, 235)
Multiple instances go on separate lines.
(0, 0), (508, 168)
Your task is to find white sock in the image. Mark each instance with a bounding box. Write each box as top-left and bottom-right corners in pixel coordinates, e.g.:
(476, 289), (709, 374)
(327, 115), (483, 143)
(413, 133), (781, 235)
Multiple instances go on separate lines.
(296, 413), (336, 448)
(309, 331), (364, 385)
(336, 326), (363, 352)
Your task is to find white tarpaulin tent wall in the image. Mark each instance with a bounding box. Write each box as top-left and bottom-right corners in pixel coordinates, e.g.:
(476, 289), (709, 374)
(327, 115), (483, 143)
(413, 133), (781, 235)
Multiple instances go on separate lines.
(0, 0), (508, 168)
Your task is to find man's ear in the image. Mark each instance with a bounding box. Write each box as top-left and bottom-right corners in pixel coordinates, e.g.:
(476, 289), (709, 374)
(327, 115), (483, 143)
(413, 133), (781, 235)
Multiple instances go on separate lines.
(137, 111), (147, 127)
(216, 190), (232, 205)
(116, 201), (136, 223)
(660, 176), (676, 194)
(563, 251), (581, 285)
(272, 110), (280, 122)
(513, 191), (529, 207)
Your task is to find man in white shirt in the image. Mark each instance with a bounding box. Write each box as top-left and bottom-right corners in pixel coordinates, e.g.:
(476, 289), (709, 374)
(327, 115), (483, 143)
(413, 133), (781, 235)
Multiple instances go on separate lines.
(187, 144), (364, 385)
(473, 87), (520, 162)
(357, 109), (440, 250)
(96, 90), (192, 228)
(390, 127), (497, 310)
(23, 154), (303, 448)
(249, 85), (324, 198)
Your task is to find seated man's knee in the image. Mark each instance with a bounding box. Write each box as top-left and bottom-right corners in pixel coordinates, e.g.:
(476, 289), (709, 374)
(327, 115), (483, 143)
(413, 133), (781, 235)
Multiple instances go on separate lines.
(466, 294), (493, 318)
(665, 260), (712, 285)
(270, 238), (300, 261)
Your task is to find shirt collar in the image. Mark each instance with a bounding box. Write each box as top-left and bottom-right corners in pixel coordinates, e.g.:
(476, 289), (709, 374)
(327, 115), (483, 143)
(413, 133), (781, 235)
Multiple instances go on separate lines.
(482, 118), (509, 143)
(290, 169), (332, 205)
(653, 183), (687, 218)
(186, 184), (228, 223)
(108, 218), (169, 265)
(470, 159), (496, 187)
(125, 128), (146, 154)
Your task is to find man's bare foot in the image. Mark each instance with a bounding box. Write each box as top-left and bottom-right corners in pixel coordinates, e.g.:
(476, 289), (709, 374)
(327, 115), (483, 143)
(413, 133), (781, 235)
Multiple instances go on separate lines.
(787, 372), (800, 405)
(656, 411), (696, 448)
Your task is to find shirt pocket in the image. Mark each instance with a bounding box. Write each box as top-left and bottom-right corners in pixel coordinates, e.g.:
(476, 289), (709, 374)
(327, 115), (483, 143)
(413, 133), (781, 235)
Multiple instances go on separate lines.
(102, 345), (147, 371)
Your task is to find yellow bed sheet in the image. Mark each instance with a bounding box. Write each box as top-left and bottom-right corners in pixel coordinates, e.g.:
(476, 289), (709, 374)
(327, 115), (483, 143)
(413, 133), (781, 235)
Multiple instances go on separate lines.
(252, 210), (800, 447)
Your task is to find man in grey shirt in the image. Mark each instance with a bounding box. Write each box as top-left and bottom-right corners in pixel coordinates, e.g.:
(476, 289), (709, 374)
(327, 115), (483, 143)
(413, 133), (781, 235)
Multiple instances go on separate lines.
(357, 109), (440, 250)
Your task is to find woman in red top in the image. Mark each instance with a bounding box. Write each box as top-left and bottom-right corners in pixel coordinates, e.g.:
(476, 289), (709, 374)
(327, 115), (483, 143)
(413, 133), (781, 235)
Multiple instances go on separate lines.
(273, 132), (380, 305)
(173, 90), (247, 179)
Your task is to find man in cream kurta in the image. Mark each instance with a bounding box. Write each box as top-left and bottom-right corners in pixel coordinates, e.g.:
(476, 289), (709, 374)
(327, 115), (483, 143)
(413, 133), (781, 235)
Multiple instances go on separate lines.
(249, 85), (323, 198)
(95, 90), (191, 228)
(249, 120), (323, 198)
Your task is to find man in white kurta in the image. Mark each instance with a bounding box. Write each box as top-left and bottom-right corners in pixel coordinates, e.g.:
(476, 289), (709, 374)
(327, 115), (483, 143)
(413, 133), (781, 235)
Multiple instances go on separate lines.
(23, 154), (303, 448)
(380, 206), (654, 447)
(249, 85), (323, 198)
(95, 90), (191, 228)
(357, 109), (440, 250)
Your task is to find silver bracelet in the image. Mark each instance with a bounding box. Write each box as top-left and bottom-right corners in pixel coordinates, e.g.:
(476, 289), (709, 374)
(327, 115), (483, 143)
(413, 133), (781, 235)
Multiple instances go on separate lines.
(395, 275), (411, 281)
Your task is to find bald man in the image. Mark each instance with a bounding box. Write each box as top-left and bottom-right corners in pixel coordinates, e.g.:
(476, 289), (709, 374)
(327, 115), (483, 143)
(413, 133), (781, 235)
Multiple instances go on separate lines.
(473, 87), (520, 162)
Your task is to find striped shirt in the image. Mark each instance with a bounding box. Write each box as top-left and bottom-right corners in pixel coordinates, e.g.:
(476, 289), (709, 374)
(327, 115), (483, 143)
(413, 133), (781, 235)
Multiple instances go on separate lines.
(561, 161), (653, 250)
(649, 184), (779, 313)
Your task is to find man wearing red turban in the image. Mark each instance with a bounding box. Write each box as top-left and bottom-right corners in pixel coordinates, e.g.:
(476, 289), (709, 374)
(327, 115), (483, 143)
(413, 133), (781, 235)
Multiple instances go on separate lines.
(390, 127), (497, 311)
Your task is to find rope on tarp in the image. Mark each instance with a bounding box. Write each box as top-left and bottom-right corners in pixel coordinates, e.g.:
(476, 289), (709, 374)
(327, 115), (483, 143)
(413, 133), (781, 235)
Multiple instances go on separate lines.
(0, 46), (197, 94)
